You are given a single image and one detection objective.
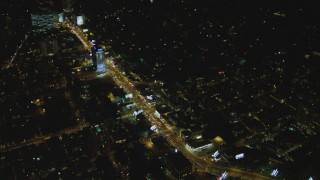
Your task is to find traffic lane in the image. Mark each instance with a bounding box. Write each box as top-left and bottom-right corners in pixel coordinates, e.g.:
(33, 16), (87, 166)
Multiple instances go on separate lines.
(70, 28), (272, 179)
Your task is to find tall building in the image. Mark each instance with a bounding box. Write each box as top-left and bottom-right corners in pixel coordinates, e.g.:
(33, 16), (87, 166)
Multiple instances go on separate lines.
(96, 48), (106, 74)
(165, 152), (192, 179)
(58, 13), (64, 23)
(91, 44), (98, 68)
(62, 0), (72, 12)
(76, 16), (84, 26)
(40, 39), (59, 56)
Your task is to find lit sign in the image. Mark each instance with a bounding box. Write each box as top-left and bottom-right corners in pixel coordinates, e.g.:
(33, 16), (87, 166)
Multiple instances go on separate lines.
(219, 171), (228, 180)
(150, 125), (157, 131)
(271, 169), (279, 177)
(154, 111), (160, 118)
(133, 110), (143, 116)
(235, 153), (244, 160)
(147, 95), (153, 100)
(212, 150), (219, 158)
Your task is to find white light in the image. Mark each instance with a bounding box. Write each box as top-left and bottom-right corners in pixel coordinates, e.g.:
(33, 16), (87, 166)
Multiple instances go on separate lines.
(147, 95), (153, 100)
(212, 150), (219, 158)
(77, 16), (84, 26)
(133, 109), (143, 116)
(271, 169), (279, 177)
(150, 125), (157, 131)
(309, 177), (313, 180)
(58, 13), (64, 23)
(235, 153), (244, 160)
(220, 171), (228, 180)
(125, 93), (133, 99)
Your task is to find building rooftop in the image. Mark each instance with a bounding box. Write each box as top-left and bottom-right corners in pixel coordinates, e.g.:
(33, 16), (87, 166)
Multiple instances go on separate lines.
(166, 152), (192, 172)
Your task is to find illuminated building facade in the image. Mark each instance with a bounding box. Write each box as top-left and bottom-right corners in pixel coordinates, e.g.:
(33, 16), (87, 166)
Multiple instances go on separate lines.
(185, 139), (212, 153)
(96, 48), (106, 74)
(31, 14), (58, 29)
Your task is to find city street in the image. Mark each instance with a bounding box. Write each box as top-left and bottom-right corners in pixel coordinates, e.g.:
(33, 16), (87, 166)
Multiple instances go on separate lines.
(68, 22), (274, 180)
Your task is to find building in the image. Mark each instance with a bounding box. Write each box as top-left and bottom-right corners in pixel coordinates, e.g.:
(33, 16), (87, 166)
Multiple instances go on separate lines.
(96, 48), (107, 74)
(40, 39), (59, 56)
(165, 152), (192, 179)
(76, 16), (84, 26)
(58, 13), (64, 23)
(185, 139), (213, 153)
(62, 0), (73, 12)
(91, 40), (98, 64)
(180, 129), (192, 141)
(189, 125), (204, 139)
(31, 13), (59, 30)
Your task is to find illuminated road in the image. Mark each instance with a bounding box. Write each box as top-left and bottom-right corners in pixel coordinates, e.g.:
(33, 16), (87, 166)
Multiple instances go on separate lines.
(5, 34), (29, 68)
(0, 65), (88, 154)
(0, 124), (88, 153)
(0, 88), (88, 154)
(67, 22), (274, 180)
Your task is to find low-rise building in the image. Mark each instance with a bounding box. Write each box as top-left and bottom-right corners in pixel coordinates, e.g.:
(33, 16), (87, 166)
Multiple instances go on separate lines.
(165, 152), (192, 179)
(185, 139), (213, 153)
